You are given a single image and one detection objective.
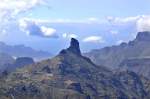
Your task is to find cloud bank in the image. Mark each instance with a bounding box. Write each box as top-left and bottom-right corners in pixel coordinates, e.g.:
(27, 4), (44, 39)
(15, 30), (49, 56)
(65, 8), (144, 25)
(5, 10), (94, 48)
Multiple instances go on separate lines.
(0, 0), (48, 19)
(107, 15), (150, 32)
(62, 33), (78, 39)
(19, 18), (58, 38)
(0, 0), (51, 38)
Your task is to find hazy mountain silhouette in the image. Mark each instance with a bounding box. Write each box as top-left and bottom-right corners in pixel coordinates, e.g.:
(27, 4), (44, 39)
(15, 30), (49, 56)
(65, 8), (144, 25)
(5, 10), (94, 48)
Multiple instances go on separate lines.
(0, 42), (52, 60)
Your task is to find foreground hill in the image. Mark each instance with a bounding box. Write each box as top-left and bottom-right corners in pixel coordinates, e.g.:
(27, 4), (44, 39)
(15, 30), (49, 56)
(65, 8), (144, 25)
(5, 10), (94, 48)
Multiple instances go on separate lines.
(0, 38), (150, 99)
(85, 31), (150, 70)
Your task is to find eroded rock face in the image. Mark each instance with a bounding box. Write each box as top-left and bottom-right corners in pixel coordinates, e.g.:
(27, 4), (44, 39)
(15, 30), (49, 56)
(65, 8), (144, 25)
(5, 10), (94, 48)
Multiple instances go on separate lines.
(67, 38), (81, 55)
(59, 38), (81, 56)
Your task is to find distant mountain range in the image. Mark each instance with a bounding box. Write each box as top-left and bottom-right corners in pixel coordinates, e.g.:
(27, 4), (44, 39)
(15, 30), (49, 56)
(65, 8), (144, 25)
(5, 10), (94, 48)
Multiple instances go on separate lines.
(1, 38), (150, 99)
(0, 42), (52, 60)
(85, 31), (150, 69)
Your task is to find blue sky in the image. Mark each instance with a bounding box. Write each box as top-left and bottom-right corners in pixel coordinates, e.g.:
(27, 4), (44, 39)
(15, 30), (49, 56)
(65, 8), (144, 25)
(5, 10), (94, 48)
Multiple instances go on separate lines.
(33, 0), (150, 19)
(0, 0), (150, 54)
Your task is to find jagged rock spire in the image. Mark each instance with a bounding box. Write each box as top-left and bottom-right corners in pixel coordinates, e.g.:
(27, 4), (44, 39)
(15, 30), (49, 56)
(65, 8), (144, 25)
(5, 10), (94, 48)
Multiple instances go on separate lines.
(67, 38), (81, 55)
(60, 38), (81, 55)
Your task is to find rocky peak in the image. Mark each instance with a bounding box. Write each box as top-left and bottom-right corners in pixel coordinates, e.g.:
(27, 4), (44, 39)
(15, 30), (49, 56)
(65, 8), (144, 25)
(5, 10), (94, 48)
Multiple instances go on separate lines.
(60, 38), (81, 55)
(67, 38), (81, 55)
(135, 31), (150, 41)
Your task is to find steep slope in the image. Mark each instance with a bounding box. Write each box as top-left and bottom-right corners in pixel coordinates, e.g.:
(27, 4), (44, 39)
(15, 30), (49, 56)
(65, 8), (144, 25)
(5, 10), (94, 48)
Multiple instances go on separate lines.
(0, 38), (149, 99)
(0, 42), (51, 60)
(85, 31), (150, 69)
(119, 58), (150, 79)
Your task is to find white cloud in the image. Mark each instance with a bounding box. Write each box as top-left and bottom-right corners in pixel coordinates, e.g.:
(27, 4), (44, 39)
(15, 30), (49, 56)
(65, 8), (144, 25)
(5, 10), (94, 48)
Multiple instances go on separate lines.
(136, 16), (150, 32)
(83, 36), (104, 43)
(18, 18), (58, 38)
(0, 0), (49, 36)
(110, 30), (119, 35)
(88, 17), (99, 21)
(41, 26), (57, 37)
(116, 40), (124, 44)
(0, 0), (48, 20)
(106, 16), (140, 24)
(17, 17), (104, 24)
(19, 18), (28, 31)
(62, 33), (78, 39)
(107, 15), (150, 32)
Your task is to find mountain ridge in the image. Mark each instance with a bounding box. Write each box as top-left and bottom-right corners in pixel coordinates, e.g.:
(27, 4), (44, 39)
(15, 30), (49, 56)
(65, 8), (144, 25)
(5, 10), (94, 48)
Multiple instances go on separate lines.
(85, 31), (150, 69)
(0, 41), (52, 60)
(0, 38), (150, 99)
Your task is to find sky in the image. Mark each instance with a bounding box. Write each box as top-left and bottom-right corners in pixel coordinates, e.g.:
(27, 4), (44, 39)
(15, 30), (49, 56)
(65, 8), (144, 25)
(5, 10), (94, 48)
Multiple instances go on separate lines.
(0, 0), (150, 54)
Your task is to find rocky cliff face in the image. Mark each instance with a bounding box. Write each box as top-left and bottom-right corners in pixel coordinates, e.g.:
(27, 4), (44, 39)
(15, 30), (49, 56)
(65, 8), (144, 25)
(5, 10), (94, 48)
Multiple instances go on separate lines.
(85, 31), (150, 70)
(0, 38), (150, 99)
(67, 38), (81, 55)
(60, 38), (81, 56)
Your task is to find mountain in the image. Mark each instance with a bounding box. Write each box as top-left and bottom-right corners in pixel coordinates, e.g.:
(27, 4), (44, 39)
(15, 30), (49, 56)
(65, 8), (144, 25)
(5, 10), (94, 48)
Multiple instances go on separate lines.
(0, 57), (35, 76)
(85, 31), (150, 70)
(0, 42), (52, 60)
(0, 38), (150, 99)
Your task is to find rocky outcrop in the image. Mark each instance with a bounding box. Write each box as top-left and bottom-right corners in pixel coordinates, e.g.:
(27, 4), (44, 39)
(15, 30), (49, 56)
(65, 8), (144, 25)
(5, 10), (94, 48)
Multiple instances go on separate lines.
(67, 38), (81, 55)
(60, 38), (81, 56)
